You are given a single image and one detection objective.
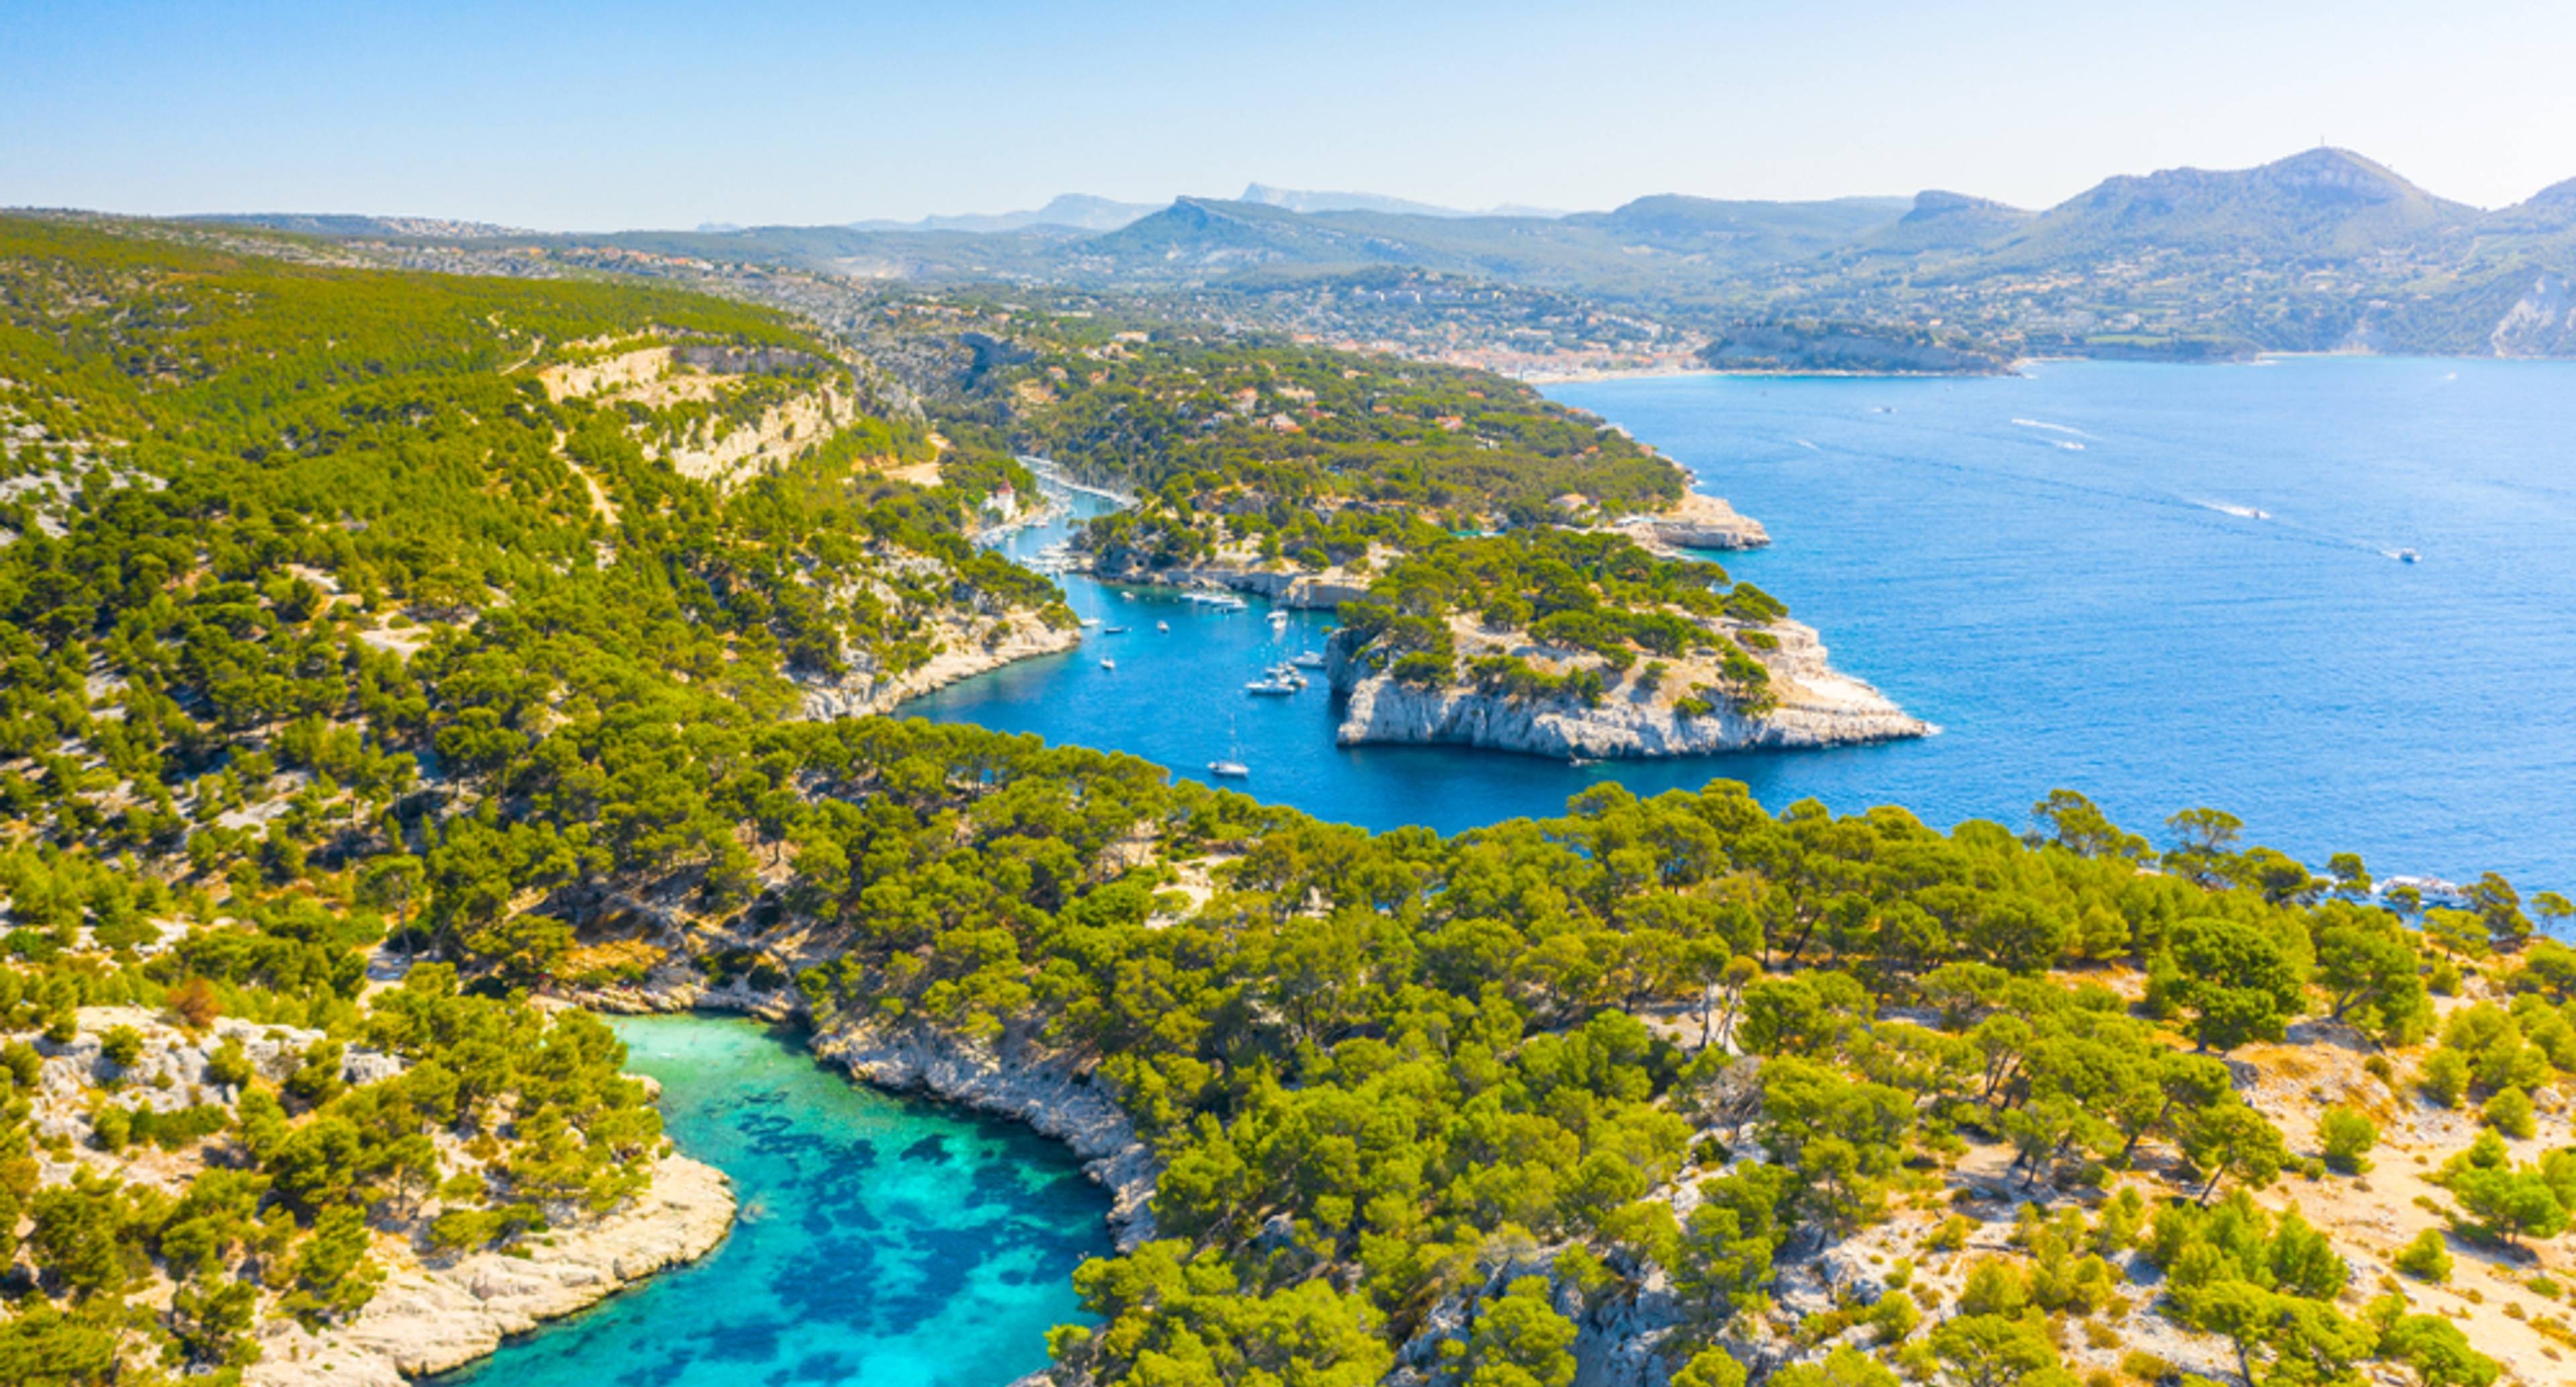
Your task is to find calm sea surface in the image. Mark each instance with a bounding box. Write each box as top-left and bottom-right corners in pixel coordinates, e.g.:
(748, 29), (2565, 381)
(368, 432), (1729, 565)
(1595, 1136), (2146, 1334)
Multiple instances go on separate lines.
(432, 1017), (1109, 1387)
(912, 357), (2576, 893)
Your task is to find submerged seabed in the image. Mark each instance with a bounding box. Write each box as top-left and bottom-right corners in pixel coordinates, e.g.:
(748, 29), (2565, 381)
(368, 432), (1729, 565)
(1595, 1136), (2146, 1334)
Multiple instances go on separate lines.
(431, 1017), (1110, 1387)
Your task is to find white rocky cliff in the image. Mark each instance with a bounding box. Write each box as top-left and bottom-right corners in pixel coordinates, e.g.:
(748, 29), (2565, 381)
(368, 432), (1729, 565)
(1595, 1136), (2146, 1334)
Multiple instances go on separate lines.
(1329, 618), (1929, 759)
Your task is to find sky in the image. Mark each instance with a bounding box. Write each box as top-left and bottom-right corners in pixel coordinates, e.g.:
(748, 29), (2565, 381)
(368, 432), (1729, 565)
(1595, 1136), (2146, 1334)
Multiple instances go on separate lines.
(5, 0), (2573, 231)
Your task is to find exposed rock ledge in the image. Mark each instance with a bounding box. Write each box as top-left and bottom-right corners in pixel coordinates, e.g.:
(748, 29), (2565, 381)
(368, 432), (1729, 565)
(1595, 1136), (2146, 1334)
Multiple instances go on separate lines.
(245, 1154), (735, 1387)
(1073, 552), (1373, 610)
(796, 610), (1080, 718)
(1609, 492), (1770, 553)
(809, 1017), (1159, 1247)
(1328, 619), (1931, 760)
(581, 972), (1159, 1252)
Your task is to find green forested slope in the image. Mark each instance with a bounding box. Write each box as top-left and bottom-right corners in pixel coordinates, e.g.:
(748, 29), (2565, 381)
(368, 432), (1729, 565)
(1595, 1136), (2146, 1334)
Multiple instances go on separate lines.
(0, 220), (2547, 1387)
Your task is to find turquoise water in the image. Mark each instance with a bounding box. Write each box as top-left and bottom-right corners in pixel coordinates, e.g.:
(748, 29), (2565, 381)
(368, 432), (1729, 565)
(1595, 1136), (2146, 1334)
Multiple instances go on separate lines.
(433, 1017), (1110, 1387)
(912, 357), (2576, 893)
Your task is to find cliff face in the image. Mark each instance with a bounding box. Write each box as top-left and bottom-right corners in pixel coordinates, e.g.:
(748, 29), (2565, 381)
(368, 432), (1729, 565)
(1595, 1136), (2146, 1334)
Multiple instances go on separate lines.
(578, 970), (1159, 1253)
(1611, 492), (1770, 552)
(245, 1155), (736, 1387)
(1076, 552), (1373, 610)
(1328, 618), (1929, 760)
(796, 610), (1079, 718)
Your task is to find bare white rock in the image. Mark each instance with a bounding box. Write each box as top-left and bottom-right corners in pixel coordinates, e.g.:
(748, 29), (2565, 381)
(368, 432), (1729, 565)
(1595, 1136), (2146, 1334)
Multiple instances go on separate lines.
(244, 1155), (735, 1387)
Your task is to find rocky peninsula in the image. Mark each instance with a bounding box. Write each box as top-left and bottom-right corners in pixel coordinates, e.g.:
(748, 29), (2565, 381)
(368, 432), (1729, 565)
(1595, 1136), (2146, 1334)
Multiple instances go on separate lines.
(248, 1156), (736, 1387)
(1327, 614), (1929, 759)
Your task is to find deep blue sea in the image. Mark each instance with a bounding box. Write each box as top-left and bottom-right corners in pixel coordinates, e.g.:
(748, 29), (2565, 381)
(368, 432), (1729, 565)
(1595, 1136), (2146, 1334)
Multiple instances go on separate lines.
(913, 357), (2576, 894)
(433, 1017), (1109, 1387)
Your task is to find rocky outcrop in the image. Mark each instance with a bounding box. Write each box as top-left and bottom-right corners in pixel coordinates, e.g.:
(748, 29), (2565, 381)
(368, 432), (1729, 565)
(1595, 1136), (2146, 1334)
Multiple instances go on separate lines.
(1329, 620), (1930, 760)
(810, 1018), (1158, 1248)
(1075, 553), (1372, 610)
(796, 612), (1080, 718)
(1611, 493), (1769, 553)
(577, 970), (1160, 1252)
(244, 1155), (735, 1387)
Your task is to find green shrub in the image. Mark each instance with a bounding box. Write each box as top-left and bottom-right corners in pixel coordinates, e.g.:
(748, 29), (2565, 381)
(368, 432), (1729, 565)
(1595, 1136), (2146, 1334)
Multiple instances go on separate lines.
(2418, 1049), (2469, 1107)
(100, 1025), (146, 1070)
(2394, 1228), (2453, 1283)
(2318, 1106), (2376, 1173)
(2484, 1085), (2538, 1139)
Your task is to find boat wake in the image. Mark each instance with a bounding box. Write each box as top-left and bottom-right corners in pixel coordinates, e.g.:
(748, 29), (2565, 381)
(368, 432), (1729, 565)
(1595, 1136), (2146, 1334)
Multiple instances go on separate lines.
(2011, 417), (2096, 441)
(2194, 500), (2272, 521)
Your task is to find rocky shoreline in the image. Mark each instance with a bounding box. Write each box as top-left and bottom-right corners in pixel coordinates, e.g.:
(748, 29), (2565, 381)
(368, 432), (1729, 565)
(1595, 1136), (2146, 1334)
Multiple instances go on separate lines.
(578, 973), (1161, 1251)
(1328, 618), (1930, 760)
(796, 610), (1081, 718)
(245, 1155), (736, 1387)
(1069, 551), (1374, 610)
(1607, 491), (1770, 553)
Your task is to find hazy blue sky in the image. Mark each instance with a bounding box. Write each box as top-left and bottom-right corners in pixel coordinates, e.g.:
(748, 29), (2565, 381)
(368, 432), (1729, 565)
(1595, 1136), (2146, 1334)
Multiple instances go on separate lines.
(6, 0), (2571, 229)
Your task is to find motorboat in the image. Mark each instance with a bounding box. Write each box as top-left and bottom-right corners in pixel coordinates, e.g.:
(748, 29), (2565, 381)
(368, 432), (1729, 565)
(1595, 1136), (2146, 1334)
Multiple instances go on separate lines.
(2394, 549), (2420, 563)
(1103, 625), (1128, 634)
(1157, 620), (1171, 632)
(1290, 652), (1326, 669)
(1246, 677), (1298, 696)
(1099, 658), (1116, 671)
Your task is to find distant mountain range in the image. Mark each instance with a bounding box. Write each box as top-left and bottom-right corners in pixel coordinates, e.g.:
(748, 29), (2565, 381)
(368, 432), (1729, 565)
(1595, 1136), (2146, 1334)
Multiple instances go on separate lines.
(845, 193), (1162, 235)
(192, 149), (2576, 364)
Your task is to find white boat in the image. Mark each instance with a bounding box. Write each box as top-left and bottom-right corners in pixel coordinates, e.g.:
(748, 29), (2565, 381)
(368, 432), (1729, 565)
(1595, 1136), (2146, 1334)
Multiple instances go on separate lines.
(1079, 618), (1100, 628)
(1246, 678), (1297, 696)
(1157, 620), (1171, 632)
(1099, 658), (1116, 671)
(1209, 720), (1249, 777)
(1290, 652), (1325, 669)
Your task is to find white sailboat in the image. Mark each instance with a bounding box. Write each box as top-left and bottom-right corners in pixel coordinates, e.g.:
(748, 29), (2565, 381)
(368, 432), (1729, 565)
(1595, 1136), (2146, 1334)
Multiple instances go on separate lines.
(1208, 719), (1250, 778)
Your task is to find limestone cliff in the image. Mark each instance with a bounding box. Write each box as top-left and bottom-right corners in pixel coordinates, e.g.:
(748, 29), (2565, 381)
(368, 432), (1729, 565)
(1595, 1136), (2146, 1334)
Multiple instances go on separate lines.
(245, 1155), (735, 1387)
(1072, 549), (1375, 610)
(794, 609), (1079, 718)
(1609, 492), (1770, 553)
(1328, 618), (1929, 760)
(577, 970), (1159, 1252)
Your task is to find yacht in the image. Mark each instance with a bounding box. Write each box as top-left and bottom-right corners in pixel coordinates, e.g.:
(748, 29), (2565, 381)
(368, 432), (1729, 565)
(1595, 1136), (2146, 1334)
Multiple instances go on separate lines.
(1290, 651), (1326, 670)
(1246, 677), (1298, 696)
(1209, 720), (1250, 778)
(1079, 617), (1100, 628)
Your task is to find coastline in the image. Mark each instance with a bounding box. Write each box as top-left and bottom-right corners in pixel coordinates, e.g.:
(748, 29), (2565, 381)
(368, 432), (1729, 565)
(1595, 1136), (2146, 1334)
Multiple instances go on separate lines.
(244, 1155), (737, 1387)
(574, 975), (1161, 1252)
